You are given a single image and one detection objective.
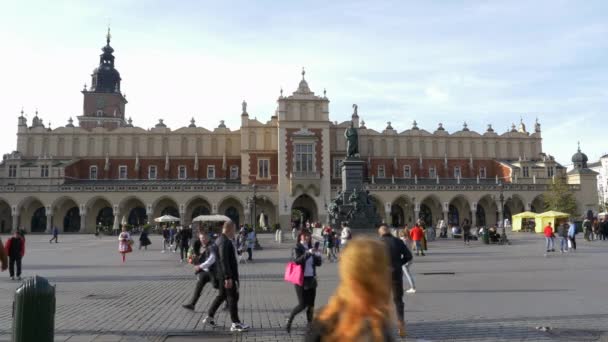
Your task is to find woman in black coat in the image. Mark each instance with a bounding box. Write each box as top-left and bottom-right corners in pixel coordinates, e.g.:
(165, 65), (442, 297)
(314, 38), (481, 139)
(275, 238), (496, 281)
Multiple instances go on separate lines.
(286, 229), (322, 334)
(139, 229), (152, 250)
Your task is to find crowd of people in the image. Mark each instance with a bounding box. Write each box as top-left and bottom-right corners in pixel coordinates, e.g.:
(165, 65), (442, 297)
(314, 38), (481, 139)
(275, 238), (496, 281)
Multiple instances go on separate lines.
(5, 210), (608, 340)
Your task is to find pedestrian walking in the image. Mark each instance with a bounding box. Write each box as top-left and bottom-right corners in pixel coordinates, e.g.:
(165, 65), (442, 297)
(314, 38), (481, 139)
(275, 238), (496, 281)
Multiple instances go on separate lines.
(557, 221), (569, 253)
(179, 226), (192, 262)
(169, 226), (177, 252)
(182, 231), (218, 310)
(203, 221), (249, 332)
(0, 237), (8, 272)
(568, 220), (577, 251)
(161, 226), (170, 252)
(291, 222), (298, 240)
(118, 227), (133, 263)
(543, 222), (555, 253)
(285, 229), (322, 334)
(583, 218), (592, 241)
(305, 238), (397, 341)
(5, 231), (25, 280)
(139, 228), (151, 250)
(340, 222), (352, 248)
(246, 227), (255, 261)
(438, 219), (447, 238)
(462, 219), (472, 246)
(592, 218), (600, 240)
(602, 217), (608, 241)
(324, 227), (336, 262)
(409, 223), (425, 256)
(49, 226), (59, 243)
(397, 230), (416, 294)
(378, 224), (409, 337)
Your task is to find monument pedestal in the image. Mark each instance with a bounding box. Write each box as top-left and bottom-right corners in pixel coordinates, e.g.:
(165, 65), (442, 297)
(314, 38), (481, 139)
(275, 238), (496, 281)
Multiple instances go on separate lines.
(327, 157), (381, 229)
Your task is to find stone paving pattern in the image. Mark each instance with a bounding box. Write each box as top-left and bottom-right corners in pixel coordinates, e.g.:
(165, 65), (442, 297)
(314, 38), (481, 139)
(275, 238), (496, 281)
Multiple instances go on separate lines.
(1, 232), (608, 341)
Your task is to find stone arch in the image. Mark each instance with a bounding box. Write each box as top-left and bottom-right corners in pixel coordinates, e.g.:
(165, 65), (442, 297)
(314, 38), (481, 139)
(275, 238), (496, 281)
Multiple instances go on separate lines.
(391, 195), (415, 227)
(0, 198), (13, 233)
(291, 194), (318, 228)
(153, 196), (180, 222)
(185, 196), (213, 225)
(477, 195), (498, 228)
(17, 196), (46, 233)
(250, 195), (277, 230)
(504, 194), (526, 221)
(531, 194), (544, 213)
(420, 195), (442, 227)
(86, 196), (113, 232)
(51, 196), (80, 233)
(448, 195), (472, 226)
(218, 196), (245, 228)
(119, 196), (147, 227)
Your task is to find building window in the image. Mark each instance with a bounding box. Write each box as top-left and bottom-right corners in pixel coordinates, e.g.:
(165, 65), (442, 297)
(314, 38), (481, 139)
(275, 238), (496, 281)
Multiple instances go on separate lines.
(89, 166), (98, 180)
(454, 166), (461, 179)
(118, 165), (127, 179)
(8, 165), (17, 178)
(294, 143), (314, 173)
(479, 167), (487, 179)
(148, 165), (157, 180)
(258, 159), (270, 179)
(178, 165), (187, 179)
(230, 166), (239, 180)
(547, 166), (554, 178)
(429, 167), (436, 179)
(207, 165), (215, 179)
(333, 159), (343, 178)
(523, 166), (529, 177)
(40, 165), (49, 178)
(377, 164), (386, 178)
(403, 165), (411, 178)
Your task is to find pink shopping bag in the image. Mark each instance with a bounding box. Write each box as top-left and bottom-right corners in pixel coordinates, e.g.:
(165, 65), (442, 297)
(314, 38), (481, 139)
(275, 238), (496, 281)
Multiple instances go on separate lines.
(284, 261), (304, 286)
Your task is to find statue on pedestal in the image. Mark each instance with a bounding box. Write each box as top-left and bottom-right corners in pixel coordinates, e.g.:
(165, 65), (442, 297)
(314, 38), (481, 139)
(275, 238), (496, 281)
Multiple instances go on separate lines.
(344, 121), (359, 158)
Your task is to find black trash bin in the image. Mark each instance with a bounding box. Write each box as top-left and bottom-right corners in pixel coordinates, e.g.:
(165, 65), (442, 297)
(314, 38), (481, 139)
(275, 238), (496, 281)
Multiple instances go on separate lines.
(12, 275), (55, 342)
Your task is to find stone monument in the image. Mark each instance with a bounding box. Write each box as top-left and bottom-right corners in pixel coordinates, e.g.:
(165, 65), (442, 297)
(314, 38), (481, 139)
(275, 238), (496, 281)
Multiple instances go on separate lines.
(327, 120), (381, 229)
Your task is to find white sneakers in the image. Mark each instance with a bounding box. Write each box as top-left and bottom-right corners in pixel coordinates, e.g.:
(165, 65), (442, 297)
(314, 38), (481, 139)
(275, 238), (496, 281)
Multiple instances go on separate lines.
(231, 322), (250, 332)
(406, 288), (416, 294)
(203, 317), (249, 332)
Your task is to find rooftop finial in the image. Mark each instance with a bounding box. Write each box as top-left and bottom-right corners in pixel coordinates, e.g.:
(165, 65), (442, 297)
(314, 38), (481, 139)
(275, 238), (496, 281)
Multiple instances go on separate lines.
(280, 87), (283, 97)
(323, 88), (326, 97)
(20, 107), (24, 116)
(301, 67), (305, 80)
(577, 141), (581, 152)
(242, 100), (247, 114)
(106, 26), (111, 45)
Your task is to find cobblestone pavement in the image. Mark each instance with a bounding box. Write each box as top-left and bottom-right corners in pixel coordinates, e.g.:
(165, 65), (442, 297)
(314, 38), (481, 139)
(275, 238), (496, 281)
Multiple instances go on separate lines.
(1, 232), (607, 342)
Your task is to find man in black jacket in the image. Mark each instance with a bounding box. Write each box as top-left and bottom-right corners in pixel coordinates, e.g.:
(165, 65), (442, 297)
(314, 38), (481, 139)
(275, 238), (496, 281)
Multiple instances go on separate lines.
(378, 224), (411, 337)
(203, 221), (249, 332)
(182, 231), (218, 310)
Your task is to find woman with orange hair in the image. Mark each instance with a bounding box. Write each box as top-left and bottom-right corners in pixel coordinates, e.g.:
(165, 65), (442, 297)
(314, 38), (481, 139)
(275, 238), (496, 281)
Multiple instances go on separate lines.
(305, 238), (398, 341)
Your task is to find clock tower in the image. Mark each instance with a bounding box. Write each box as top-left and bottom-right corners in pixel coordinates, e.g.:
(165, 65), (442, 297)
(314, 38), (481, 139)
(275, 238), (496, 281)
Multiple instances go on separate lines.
(78, 28), (128, 130)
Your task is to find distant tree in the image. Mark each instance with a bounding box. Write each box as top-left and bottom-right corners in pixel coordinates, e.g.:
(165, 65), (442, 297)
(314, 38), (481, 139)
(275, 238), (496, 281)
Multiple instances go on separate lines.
(543, 176), (578, 216)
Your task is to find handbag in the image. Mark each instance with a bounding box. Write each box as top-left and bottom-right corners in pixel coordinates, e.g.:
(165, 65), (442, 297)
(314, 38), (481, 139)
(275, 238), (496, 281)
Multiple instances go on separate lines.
(284, 261), (304, 286)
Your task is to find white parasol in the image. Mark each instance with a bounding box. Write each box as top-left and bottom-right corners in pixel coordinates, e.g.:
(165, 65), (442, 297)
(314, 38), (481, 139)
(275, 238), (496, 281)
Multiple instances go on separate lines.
(154, 215), (181, 223)
(192, 214), (232, 222)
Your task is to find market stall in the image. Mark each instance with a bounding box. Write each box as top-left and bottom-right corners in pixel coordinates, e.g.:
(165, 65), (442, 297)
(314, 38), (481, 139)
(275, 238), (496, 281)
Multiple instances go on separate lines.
(512, 211), (537, 232)
(534, 211), (570, 233)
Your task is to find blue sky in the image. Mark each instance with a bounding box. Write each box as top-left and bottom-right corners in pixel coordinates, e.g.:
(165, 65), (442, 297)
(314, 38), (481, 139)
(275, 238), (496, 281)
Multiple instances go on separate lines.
(1, 0), (606, 164)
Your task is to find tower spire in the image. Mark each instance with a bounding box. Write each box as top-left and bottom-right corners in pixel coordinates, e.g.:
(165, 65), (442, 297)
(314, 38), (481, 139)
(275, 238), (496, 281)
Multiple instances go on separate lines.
(106, 26), (111, 45)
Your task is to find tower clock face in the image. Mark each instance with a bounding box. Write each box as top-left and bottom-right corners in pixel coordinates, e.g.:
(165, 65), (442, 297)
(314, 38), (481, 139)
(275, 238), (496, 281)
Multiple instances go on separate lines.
(96, 97), (106, 109)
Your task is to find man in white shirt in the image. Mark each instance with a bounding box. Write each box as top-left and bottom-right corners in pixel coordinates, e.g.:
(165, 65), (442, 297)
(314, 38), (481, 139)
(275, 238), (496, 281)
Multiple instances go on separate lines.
(340, 222), (352, 247)
(182, 232), (218, 310)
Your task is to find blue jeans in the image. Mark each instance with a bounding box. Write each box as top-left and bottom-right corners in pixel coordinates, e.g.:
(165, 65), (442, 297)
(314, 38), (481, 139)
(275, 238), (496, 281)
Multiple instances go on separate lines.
(545, 237), (554, 251)
(414, 241), (424, 255)
(560, 237), (568, 252)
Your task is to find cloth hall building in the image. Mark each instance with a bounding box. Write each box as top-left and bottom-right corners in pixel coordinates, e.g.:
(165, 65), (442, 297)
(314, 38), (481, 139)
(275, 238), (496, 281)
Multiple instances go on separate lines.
(0, 33), (599, 234)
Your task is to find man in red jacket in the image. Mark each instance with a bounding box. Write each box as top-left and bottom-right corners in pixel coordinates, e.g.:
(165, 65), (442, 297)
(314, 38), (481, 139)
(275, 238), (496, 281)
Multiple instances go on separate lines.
(409, 224), (425, 256)
(543, 222), (555, 253)
(4, 231), (25, 280)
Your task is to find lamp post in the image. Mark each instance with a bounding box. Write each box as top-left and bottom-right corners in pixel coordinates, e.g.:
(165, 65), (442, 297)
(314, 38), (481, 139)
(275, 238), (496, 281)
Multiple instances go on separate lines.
(498, 181), (505, 227)
(248, 184), (257, 230)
